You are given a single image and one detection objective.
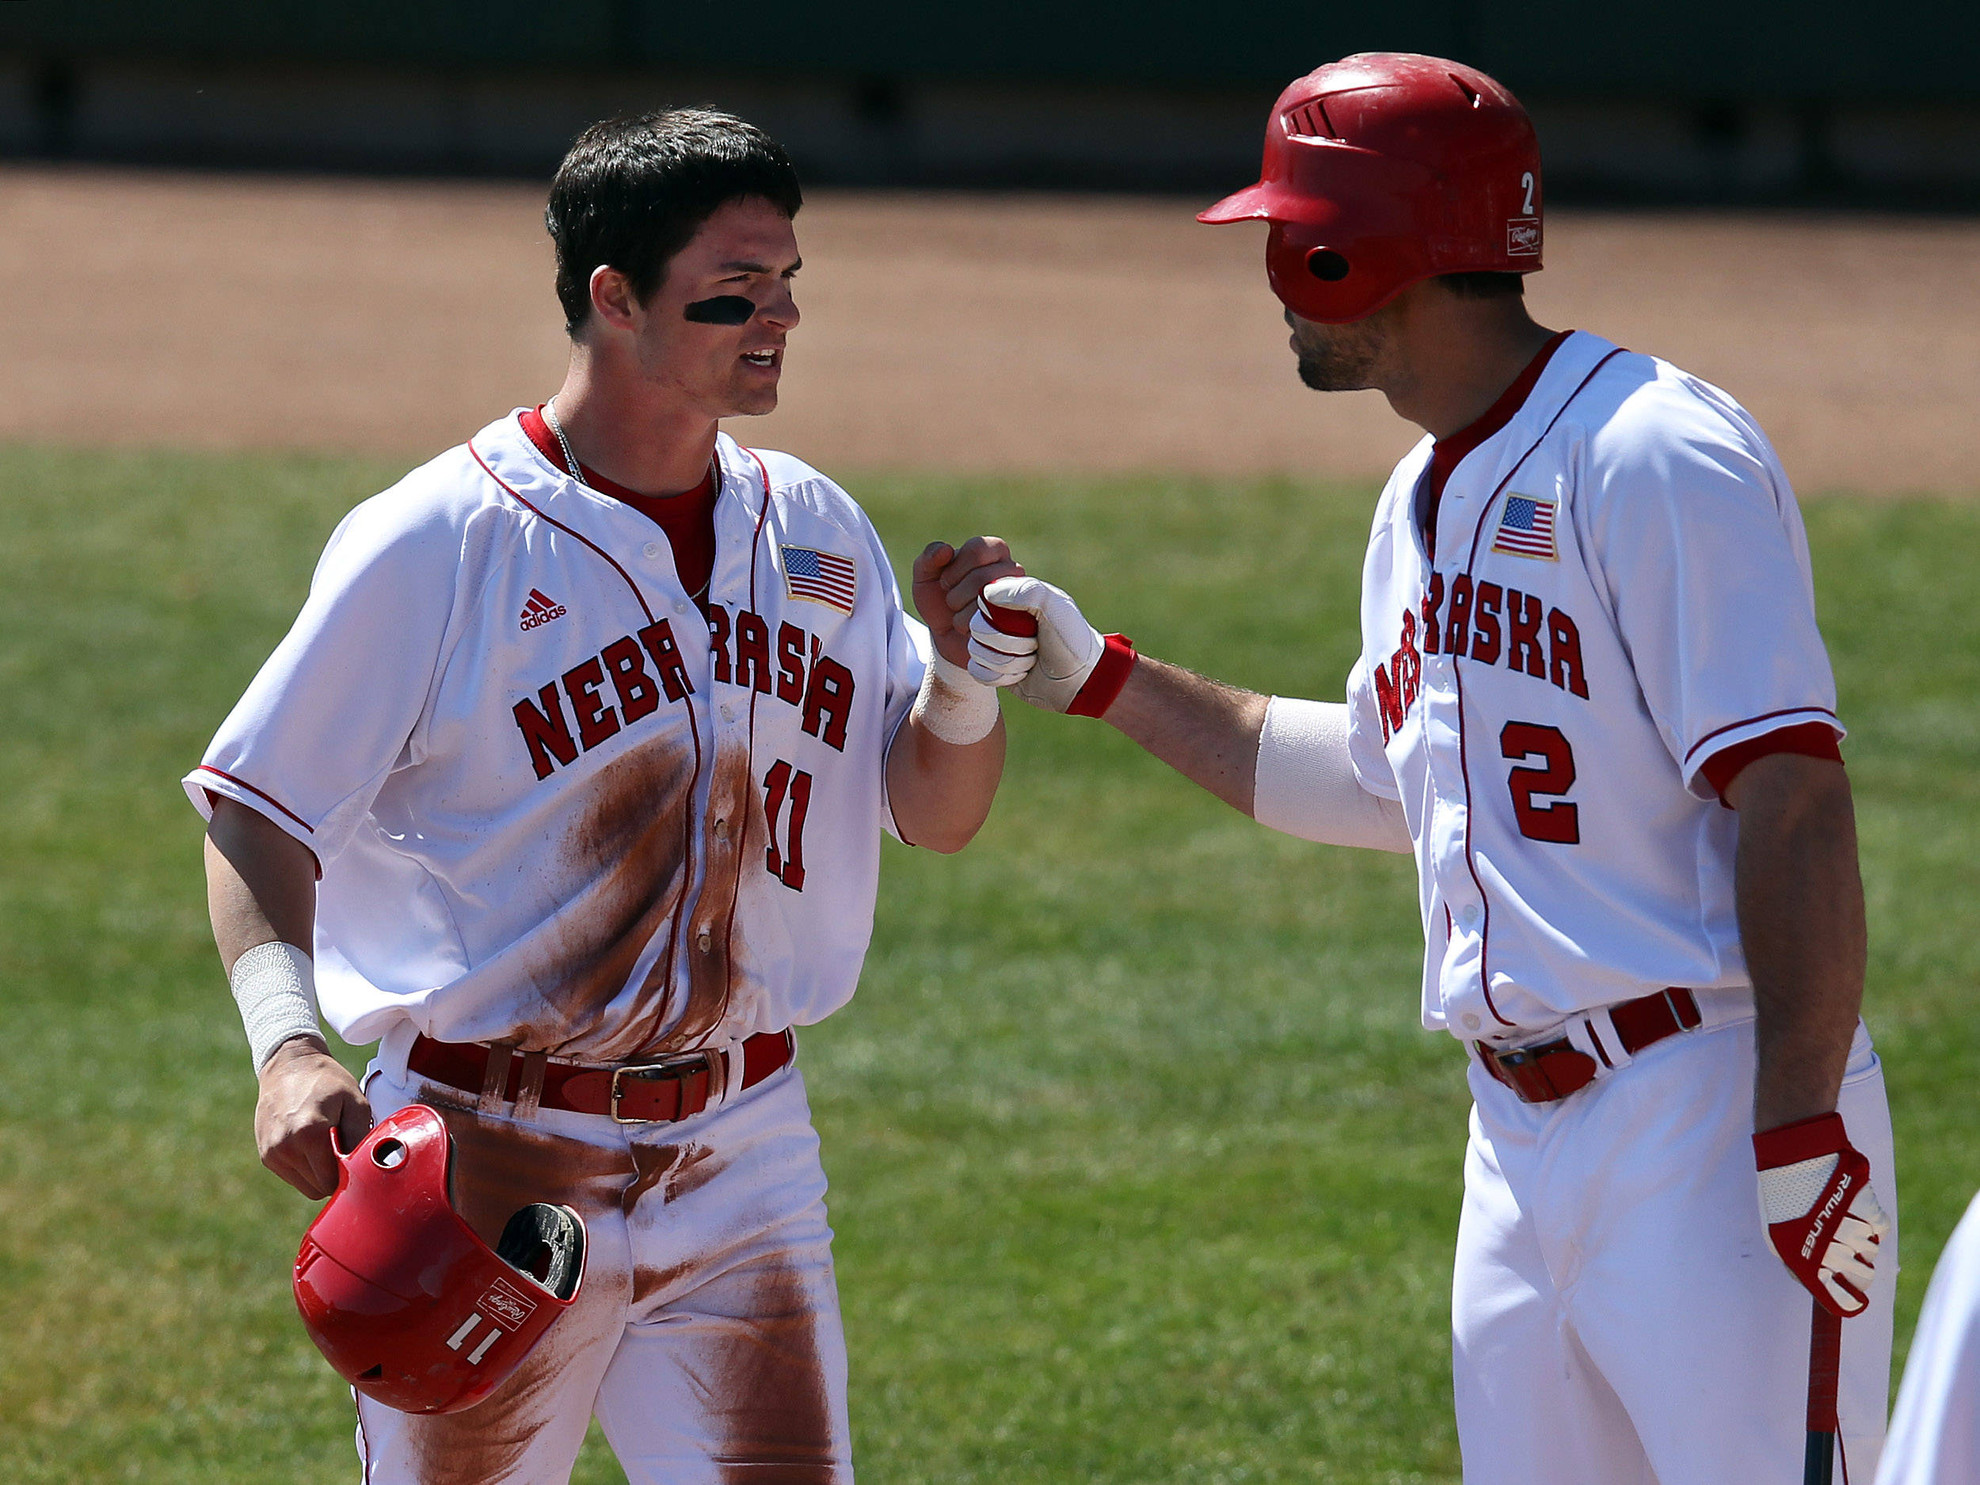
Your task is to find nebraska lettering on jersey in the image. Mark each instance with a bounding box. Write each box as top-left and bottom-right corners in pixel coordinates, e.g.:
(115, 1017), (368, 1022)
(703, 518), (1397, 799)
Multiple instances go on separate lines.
(511, 605), (858, 779)
(1373, 577), (1589, 741)
(705, 603), (855, 752)
(513, 620), (695, 780)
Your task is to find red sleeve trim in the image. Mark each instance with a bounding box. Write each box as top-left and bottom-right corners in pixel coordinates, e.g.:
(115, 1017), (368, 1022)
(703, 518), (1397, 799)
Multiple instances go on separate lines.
(1066, 634), (1137, 719)
(194, 765), (315, 833)
(1700, 722), (1843, 804)
(1683, 705), (1839, 767)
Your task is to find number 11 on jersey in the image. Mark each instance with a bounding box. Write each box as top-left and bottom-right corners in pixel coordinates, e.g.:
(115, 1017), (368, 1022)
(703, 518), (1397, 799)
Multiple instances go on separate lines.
(763, 760), (812, 891)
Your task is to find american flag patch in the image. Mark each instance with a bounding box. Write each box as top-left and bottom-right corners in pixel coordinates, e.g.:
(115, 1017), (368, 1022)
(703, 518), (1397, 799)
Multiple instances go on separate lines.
(782, 545), (857, 613)
(1491, 495), (1559, 561)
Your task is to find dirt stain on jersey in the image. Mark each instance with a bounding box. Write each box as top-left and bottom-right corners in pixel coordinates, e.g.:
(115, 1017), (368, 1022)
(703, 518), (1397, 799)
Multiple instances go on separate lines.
(536, 740), (696, 1056)
(646, 745), (768, 1056)
(705, 1260), (844, 1483)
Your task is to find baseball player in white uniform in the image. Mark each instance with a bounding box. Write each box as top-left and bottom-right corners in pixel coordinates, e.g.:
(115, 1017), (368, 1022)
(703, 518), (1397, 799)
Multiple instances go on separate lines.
(1877, 1190), (1980, 1483)
(970, 55), (1895, 1483)
(192, 109), (1019, 1482)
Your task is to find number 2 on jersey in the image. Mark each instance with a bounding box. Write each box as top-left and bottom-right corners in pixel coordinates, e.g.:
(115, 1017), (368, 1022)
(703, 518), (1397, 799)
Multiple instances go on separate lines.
(762, 760), (812, 891)
(1500, 722), (1579, 844)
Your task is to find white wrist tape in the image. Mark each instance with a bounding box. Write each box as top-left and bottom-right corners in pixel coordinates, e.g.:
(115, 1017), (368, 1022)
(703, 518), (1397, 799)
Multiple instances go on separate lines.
(230, 940), (323, 1071)
(1252, 697), (1413, 853)
(910, 654), (1001, 746)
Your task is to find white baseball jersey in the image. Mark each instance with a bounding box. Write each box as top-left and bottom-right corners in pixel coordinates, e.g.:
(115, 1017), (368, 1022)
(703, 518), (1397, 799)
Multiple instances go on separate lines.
(1344, 330), (1843, 1038)
(185, 413), (929, 1062)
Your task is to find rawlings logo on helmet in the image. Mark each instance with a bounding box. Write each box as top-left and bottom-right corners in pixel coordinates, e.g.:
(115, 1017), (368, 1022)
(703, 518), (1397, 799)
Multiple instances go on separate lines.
(477, 1278), (540, 1329)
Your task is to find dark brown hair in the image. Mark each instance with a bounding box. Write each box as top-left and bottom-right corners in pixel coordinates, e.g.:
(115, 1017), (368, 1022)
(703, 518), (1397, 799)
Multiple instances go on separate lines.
(546, 108), (803, 336)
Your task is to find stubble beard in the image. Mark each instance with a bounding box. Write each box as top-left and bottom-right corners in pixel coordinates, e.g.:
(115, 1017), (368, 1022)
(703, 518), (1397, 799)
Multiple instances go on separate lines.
(1295, 330), (1381, 393)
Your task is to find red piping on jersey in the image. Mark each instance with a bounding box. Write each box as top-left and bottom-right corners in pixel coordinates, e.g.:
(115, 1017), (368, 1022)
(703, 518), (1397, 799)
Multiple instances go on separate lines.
(1684, 705), (1841, 768)
(519, 406), (718, 605)
(709, 448), (776, 1044)
(469, 439), (655, 626)
(1448, 346), (1628, 1030)
(1423, 330), (1571, 559)
(194, 764), (315, 834)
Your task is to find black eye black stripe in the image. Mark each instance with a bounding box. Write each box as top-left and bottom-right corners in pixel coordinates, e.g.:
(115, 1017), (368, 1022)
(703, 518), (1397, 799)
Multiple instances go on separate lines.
(683, 295), (757, 325)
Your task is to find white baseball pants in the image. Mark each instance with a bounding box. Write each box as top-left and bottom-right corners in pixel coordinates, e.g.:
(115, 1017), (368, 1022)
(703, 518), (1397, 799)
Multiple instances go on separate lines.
(1453, 1013), (1896, 1485)
(1877, 1188), (1980, 1484)
(353, 1056), (852, 1484)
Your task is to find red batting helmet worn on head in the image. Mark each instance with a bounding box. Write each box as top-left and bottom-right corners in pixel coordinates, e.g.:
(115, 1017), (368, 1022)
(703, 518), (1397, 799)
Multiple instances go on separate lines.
(1200, 53), (1543, 323)
(293, 1103), (586, 1415)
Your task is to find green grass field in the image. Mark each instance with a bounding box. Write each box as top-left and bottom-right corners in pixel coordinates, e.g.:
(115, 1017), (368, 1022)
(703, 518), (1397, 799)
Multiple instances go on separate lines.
(2, 444), (1975, 1483)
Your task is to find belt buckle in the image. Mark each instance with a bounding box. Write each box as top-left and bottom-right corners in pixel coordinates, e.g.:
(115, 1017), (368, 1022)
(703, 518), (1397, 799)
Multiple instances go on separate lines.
(1491, 1043), (1544, 1103)
(1484, 1039), (1578, 1103)
(609, 1050), (721, 1124)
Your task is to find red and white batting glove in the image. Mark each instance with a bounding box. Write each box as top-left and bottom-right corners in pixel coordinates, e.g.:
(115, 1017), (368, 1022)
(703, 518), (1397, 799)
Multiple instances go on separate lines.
(967, 575), (1137, 718)
(1753, 1111), (1889, 1318)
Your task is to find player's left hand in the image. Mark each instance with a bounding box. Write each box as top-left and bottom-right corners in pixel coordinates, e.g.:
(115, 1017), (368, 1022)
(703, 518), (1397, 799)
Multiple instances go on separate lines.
(1754, 1111), (1889, 1317)
(912, 538), (1022, 669)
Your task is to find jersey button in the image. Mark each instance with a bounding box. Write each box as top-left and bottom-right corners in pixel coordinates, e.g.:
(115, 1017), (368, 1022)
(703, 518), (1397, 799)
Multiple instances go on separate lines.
(1462, 1013), (1482, 1032)
(696, 930), (713, 952)
(720, 702), (737, 722)
(674, 600), (688, 615)
(1460, 904), (1482, 930)
(713, 818), (730, 841)
(643, 541), (662, 560)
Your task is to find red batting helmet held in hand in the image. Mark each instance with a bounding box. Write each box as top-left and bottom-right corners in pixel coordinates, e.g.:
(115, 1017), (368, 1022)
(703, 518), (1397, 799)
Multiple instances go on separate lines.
(1200, 53), (1543, 323)
(293, 1103), (586, 1415)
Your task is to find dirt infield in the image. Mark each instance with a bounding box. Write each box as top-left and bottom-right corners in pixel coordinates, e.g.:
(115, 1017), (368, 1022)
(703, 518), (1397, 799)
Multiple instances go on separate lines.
(3, 165), (1975, 493)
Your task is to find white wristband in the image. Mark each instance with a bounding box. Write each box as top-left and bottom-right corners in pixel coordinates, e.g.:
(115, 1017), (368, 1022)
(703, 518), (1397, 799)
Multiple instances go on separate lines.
(910, 654), (1002, 746)
(230, 940), (323, 1071)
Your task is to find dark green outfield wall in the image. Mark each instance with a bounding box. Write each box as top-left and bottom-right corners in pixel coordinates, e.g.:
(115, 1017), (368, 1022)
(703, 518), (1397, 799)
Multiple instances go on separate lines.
(6, 0), (1974, 101)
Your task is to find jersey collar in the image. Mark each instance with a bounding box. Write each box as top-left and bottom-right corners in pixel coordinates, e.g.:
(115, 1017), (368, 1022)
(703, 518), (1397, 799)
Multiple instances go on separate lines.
(1403, 330), (1625, 564)
(470, 413), (770, 530)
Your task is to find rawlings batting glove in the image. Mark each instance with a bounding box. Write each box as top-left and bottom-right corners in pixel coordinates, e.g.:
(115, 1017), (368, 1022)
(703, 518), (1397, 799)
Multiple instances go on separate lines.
(968, 575), (1136, 716)
(1754, 1111), (1889, 1317)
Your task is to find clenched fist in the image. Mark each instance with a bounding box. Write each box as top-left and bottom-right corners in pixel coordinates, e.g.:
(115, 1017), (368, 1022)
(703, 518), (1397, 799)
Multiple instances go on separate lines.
(967, 574), (1135, 717)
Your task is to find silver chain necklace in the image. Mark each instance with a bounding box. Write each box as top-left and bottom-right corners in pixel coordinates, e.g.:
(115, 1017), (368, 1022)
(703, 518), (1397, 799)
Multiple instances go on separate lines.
(543, 396), (584, 480)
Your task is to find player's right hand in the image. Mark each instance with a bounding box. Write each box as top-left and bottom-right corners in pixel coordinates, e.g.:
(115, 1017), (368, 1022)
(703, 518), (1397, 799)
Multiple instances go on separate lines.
(255, 1036), (372, 1201)
(1754, 1111), (1889, 1317)
(968, 574), (1105, 712)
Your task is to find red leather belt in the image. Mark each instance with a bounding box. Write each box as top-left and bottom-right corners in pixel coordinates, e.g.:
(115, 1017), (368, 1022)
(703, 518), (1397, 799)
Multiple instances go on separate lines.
(407, 1028), (795, 1124)
(1474, 989), (1701, 1104)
